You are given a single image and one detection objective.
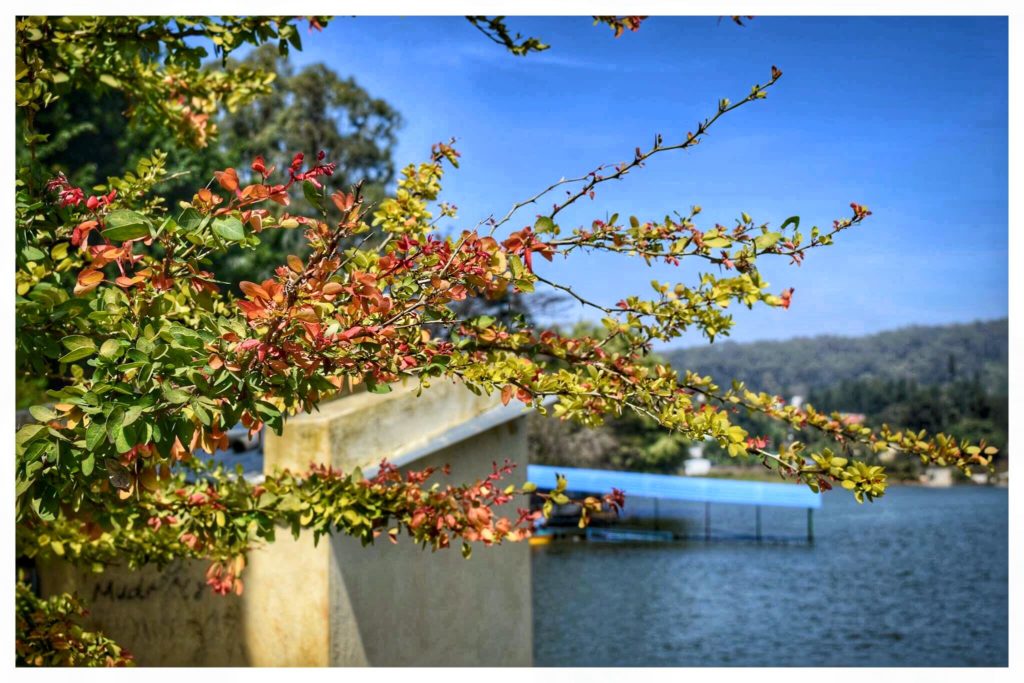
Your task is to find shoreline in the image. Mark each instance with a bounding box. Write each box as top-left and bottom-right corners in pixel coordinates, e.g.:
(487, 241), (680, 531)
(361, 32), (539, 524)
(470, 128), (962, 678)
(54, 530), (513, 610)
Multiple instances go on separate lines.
(700, 466), (1006, 488)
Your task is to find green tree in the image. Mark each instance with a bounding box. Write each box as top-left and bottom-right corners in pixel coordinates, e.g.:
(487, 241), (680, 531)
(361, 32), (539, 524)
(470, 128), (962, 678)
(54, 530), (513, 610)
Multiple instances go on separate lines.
(219, 43), (400, 200)
(210, 44), (402, 288)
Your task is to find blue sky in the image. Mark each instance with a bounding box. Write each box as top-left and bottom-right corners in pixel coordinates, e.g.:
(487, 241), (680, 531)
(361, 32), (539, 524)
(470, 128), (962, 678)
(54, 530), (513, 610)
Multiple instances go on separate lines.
(283, 16), (1008, 348)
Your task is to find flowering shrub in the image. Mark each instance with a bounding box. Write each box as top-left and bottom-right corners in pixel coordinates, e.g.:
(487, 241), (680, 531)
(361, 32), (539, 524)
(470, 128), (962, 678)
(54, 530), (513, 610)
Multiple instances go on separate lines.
(14, 15), (996, 664)
(16, 70), (995, 568)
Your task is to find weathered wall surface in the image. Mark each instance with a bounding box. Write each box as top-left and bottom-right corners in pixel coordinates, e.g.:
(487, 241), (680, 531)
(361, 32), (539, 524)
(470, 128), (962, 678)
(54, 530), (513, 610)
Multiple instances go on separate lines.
(39, 559), (248, 666)
(38, 379), (533, 667)
(324, 421), (531, 666)
(38, 525), (332, 666)
(263, 378), (504, 472)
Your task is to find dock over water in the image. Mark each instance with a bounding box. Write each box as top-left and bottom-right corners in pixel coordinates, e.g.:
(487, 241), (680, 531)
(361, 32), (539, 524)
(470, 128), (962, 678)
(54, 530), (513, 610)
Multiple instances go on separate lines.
(527, 465), (821, 544)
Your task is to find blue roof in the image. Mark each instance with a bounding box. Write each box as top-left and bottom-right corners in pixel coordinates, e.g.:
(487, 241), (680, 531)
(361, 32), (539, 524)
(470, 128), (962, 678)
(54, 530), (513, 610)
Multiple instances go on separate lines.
(526, 465), (821, 509)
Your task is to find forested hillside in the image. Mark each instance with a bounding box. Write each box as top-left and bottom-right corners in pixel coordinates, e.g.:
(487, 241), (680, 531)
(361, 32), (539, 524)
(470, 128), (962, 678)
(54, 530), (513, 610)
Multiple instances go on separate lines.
(664, 319), (1008, 398)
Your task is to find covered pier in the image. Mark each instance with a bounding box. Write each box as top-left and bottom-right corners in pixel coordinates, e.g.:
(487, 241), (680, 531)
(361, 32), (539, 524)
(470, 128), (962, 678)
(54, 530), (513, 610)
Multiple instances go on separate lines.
(527, 465), (821, 544)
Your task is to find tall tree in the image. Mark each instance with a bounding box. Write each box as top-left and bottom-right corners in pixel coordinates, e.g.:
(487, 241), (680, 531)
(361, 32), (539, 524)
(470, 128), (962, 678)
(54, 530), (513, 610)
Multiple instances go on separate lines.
(220, 44), (400, 202)
(211, 44), (402, 287)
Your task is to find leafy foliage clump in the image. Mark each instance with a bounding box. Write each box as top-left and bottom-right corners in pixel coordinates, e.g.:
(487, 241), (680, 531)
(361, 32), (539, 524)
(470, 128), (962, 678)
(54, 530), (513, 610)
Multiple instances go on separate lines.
(16, 575), (133, 667)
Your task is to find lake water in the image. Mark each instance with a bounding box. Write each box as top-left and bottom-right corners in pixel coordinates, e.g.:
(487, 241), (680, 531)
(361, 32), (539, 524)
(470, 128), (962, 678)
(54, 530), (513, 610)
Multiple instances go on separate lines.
(532, 485), (1008, 666)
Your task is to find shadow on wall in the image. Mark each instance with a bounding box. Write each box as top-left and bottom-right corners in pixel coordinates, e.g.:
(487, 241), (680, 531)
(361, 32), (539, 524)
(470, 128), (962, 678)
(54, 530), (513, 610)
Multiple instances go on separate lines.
(323, 423), (532, 666)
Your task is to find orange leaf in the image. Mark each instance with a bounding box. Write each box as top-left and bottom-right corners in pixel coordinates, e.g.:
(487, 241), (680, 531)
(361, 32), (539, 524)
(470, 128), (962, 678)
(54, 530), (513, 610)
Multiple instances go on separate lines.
(292, 307), (319, 323)
(239, 280), (270, 300)
(74, 268), (104, 295)
(331, 191), (355, 212)
(115, 274), (145, 288)
(214, 168), (239, 192)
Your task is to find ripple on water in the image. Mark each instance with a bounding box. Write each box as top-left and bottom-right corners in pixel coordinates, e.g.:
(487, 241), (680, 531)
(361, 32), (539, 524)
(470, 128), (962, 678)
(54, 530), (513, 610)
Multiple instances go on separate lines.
(533, 486), (1007, 667)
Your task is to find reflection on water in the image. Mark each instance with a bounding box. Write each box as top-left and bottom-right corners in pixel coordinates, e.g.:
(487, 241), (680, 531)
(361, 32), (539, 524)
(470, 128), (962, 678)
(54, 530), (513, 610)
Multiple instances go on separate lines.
(533, 485), (1008, 666)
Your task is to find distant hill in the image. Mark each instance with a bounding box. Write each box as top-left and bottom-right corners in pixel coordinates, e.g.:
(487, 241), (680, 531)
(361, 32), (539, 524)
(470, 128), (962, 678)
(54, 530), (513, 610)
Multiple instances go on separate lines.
(664, 318), (1008, 397)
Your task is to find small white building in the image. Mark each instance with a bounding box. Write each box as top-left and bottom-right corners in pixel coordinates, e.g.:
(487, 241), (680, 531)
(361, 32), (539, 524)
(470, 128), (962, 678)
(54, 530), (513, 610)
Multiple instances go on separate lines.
(684, 458), (713, 476)
(684, 442), (712, 476)
(922, 466), (954, 488)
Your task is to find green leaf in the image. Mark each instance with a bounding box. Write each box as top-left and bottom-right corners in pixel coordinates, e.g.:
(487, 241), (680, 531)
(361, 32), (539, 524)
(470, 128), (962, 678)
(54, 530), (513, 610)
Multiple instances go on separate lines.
(212, 216), (246, 242)
(17, 424), (47, 449)
(753, 232), (782, 250)
(81, 451), (96, 476)
(98, 73), (121, 89)
(780, 216), (800, 231)
(123, 404), (145, 427)
(113, 422), (134, 453)
(162, 385), (192, 404)
(99, 339), (122, 360)
(102, 210), (152, 241)
(136, 337), (155, 356)
(106, 407), (125, 446)
(191, 399), (211, 426)
(21, 245), (47, 261)
(364, 377), (392, 394)
(535, 216), (555, 233)
(175, 419), (196, 448)
(303, 181), (325, 213)
(85, 421), (106, 451)
(31, 488), (59, 521)
(62, 335), (94, 351)
(28, 405), (57, 422)
(59, 335), (96, 363)
(178, 208), (205, 232)
(254, 401), (282, 419)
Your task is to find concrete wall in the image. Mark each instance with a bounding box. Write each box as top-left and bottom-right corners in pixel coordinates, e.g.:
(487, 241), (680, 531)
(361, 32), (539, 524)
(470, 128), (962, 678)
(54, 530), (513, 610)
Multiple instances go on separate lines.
(324, 421), (531, 666)
(38, 379), (533, 666)
(39, 558), (248, 666)
(38, 531), (329, 666)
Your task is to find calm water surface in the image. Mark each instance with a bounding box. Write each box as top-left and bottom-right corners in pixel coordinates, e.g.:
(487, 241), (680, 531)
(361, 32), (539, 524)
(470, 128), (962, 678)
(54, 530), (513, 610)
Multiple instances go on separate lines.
(532, 485), (1007, 666)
